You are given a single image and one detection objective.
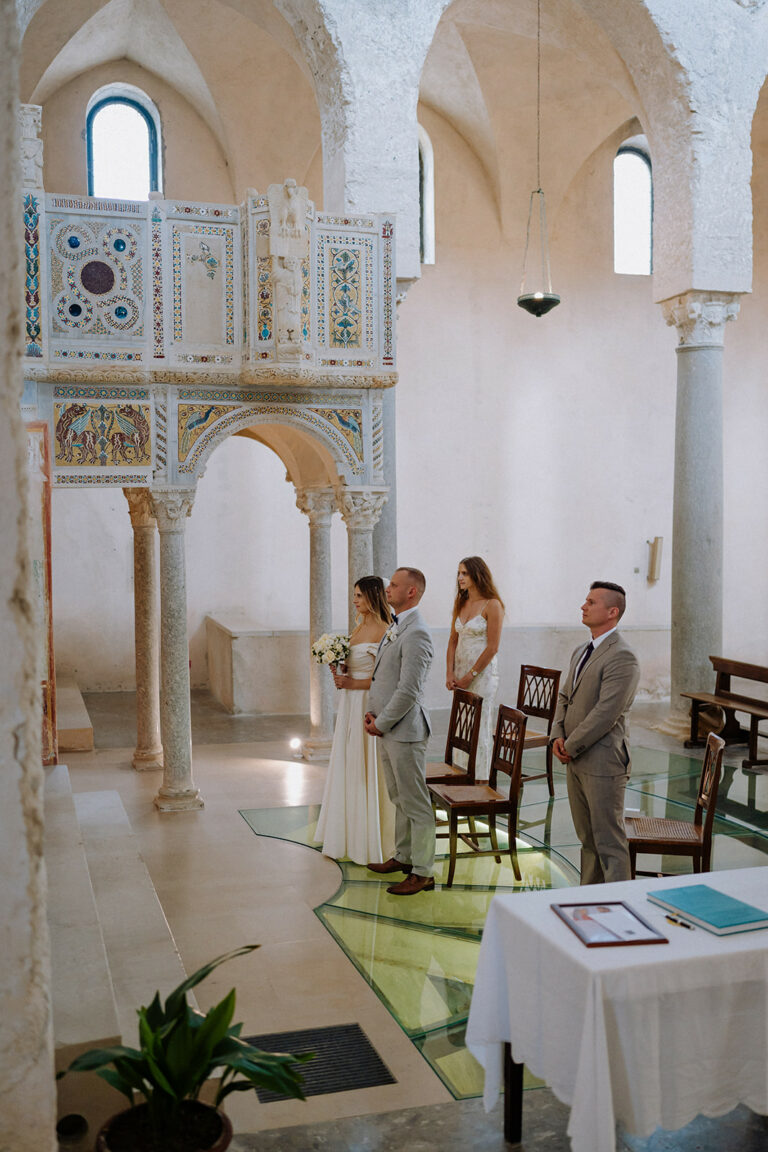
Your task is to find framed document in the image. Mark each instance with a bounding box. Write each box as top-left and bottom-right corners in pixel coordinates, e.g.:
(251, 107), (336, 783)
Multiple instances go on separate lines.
(553, 901), (668, 947)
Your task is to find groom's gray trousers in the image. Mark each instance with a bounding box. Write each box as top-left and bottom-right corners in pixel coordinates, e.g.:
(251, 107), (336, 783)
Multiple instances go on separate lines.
(378, 735), (435, 877)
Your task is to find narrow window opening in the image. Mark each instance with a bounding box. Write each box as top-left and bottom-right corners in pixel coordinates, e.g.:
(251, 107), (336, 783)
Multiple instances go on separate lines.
(418, 123), (435, 266)
(614, 137), (652, 276)
(86, 86), (162, 200)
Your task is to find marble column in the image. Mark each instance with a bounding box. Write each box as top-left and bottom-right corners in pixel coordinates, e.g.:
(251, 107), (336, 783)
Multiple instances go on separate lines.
(337, 487), (389, 633)
(661, 290), (740, 718)
(296, 487), (336, 760)
(149, 488), (202, 811)
(372, 388), (397, 580)
(124, 489), (163, 770)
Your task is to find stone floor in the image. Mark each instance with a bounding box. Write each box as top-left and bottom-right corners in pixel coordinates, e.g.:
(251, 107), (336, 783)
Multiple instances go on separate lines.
(66, 692), (767, 1151)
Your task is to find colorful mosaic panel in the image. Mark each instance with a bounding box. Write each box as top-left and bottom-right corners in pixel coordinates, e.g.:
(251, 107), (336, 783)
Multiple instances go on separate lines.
(381, 220), (394, 366)
(53, 350), (142, 361)
(178, 405), (363, 477)
(24, 193), (43, 357)
(55, 473), (147, 486)
(53, 401), (151, 468)
(152, 207), (164, 358)
(310, 409), (363, 460)
(329, 248), (361, 348)
(316, 233), (374, 352)
(301, 258), (310, 342)
(172, 204), (236, 218)
(48, 216), (145, 341)
(54, 386), (149, 400)
(178, 403), (232, 461)
(178, 388), (356, 405)
(171, 223), (236, 346)
(257, 256), (273, 341)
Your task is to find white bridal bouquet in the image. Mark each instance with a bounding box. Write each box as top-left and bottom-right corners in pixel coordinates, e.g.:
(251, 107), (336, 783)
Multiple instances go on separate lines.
(311, 632), (351, 668)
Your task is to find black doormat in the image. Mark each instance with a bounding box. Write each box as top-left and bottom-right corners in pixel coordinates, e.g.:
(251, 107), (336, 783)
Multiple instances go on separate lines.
(244, 1022), (397, 1102)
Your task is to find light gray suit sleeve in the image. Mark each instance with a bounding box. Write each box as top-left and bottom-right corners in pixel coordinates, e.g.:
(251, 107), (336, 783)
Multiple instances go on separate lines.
(551, 652), (577, 742)
(563, 648), (640, 759)
(373, 626), (434, 735)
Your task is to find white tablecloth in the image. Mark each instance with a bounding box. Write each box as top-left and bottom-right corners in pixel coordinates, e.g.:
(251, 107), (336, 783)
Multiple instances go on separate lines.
(466, 867), (768, 1152)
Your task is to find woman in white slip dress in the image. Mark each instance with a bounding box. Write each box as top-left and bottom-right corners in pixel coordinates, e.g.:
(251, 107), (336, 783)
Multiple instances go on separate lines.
(446, 557), (505, 780)
(314, 576), (396, 864)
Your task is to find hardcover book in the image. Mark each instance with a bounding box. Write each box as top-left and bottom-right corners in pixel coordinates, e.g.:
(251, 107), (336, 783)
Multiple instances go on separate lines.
(647, 885), (768, 936)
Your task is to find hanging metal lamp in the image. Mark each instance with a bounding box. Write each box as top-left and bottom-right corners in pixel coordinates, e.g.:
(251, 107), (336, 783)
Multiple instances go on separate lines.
(517, 0), (560, 318)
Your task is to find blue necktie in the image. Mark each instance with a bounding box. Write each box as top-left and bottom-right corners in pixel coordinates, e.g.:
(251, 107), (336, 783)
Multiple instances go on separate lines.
(574, 641), (594, 682)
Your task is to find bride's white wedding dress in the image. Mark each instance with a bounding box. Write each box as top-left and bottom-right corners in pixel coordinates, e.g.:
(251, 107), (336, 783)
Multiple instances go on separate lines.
(454, 614), (499, 780)
(314, 643), (396, 864)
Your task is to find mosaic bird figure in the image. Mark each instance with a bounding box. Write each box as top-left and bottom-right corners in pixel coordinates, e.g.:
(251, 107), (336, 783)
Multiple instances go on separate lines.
(180, 405), (219, 457)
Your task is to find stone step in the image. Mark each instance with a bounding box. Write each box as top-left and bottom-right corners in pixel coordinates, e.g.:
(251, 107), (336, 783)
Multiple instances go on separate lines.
(73, 789), (190, 1045)
(45, 764), (123, 1136)
(56, 675), (94, 752)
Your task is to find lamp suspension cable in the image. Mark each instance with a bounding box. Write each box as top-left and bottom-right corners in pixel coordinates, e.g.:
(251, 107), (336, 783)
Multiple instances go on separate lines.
(517, 0), (560, 317)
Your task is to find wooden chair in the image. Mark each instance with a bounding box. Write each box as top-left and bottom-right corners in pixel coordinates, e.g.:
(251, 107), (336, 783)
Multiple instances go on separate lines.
(517, 665), (561, 796)
(426, 688), (483, 786)
(625, 732), (726, 878)
(429, 705), (527, 887)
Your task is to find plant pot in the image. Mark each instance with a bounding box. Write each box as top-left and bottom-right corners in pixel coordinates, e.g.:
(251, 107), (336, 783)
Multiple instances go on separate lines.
(95, 1101), (233, 1152)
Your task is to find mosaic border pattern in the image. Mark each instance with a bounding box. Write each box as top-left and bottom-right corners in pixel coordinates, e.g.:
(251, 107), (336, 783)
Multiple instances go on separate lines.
(24, 193), (43, 357)
(382, 220), (394, 366)
(54, 386), (149, 400)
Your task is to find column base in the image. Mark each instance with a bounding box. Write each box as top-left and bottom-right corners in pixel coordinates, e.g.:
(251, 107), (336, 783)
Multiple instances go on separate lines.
(302, 737), (333, 762)
(652, 710), (693, 741)
(132, 747), (164, 771)
(153, 788), (204, 812)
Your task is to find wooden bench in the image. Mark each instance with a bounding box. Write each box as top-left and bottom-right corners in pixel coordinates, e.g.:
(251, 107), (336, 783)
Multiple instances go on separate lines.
(681, 656), (768, 773)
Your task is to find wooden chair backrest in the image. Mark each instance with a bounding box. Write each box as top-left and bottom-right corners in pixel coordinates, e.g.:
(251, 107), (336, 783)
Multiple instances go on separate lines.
(516, 665), (561, 734)
(445, 688), (483, 777)
(489, 705), (527, 795)
(695, 732), (726, 834)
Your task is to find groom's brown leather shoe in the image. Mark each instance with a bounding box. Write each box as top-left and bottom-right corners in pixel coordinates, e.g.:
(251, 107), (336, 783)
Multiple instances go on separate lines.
(387, 874), (435, 895)
(368, 858), (412, 874)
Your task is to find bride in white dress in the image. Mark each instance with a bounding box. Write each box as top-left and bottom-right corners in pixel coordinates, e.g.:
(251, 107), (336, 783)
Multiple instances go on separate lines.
(445, 557), (505, 780)
(314, 576), (396, 864)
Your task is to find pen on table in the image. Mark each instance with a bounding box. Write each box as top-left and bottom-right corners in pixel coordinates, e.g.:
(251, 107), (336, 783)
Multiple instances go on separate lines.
(665, 915), (694, 930)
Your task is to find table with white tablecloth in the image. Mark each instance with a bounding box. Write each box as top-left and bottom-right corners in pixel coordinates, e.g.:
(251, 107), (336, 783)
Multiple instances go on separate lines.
(466, 867), (768, 1152)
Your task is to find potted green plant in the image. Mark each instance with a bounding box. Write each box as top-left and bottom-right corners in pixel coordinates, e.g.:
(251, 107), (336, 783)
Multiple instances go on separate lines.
(58, 945), (312, 1152)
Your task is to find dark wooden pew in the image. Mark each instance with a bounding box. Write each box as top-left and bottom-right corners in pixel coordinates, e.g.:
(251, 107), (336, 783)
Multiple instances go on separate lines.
(681, 656), (768, 773)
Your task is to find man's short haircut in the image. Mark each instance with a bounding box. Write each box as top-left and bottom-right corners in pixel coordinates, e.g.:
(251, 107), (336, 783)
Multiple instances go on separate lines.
(397, 566), (426, 596)
(591, 580), (626, 620)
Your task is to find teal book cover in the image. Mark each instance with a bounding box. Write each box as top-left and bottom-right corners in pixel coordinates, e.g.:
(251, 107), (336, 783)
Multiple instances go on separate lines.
(647, 885), (768, 935)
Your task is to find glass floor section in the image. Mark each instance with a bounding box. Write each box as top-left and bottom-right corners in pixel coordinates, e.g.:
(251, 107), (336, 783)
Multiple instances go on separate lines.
(240, 745), (768, 1098)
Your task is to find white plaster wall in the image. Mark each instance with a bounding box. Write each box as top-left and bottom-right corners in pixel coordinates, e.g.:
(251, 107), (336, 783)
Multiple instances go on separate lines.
(396, 106), (676, 647)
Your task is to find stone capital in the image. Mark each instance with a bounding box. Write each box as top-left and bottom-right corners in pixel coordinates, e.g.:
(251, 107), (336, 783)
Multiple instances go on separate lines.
(337, 486), (388, 530)
(149, 487), (195, 531)
(661, 291), (741, 348)
(295, 486), (337, 526)
(123, 487), (156, 529)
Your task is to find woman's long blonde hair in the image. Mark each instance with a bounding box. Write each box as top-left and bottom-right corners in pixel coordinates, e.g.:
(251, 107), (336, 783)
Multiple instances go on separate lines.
(451, 556), (505, 628)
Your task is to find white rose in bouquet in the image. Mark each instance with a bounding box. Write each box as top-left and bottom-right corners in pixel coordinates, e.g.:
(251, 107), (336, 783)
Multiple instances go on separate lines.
(310, 632), (351, 668)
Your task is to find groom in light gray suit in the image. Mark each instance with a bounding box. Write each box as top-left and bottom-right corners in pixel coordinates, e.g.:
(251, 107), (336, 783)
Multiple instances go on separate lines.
(365, 567), (435, 895)
(552, 581), (640, 885)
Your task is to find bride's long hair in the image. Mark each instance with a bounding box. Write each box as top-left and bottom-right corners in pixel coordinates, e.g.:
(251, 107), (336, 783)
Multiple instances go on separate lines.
(451, 556), (505, 628)
(355, 575), (392, 627)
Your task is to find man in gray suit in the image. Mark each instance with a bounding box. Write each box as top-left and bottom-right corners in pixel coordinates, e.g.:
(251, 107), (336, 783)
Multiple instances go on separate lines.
(365, 567), (435, 895)
(552, 581), (640, 885)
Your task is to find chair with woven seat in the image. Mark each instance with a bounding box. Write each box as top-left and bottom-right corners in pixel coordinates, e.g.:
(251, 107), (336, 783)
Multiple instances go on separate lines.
(625, 732), (726, 878)
(517, 664), (561, 796)
(426, 688), (484, 787)
(429, 705), (527, 887)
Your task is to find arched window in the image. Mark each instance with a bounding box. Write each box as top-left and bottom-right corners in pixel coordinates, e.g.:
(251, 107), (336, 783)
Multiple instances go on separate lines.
(613, 135), (652, 275)
(418, 123), (435, 266)
(86, 84), (162, 200)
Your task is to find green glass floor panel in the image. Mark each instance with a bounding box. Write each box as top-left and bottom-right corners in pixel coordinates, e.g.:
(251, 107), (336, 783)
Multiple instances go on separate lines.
(240, 802), (322, 848)
(317, 903), (480, 1036)
(412, 1020), (543, 1100)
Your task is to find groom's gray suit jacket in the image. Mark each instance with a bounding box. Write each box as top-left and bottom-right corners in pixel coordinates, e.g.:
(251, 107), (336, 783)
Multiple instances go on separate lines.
(368, 609), (433, 742)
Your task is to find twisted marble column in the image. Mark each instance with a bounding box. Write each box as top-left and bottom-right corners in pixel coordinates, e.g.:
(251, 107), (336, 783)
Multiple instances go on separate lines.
(661, 290), (740, 715)
(149, 488), (202, 811)
(124, 488), (163, 771)
(337, 487), (389, 633)
(296, 486), (336, 759)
